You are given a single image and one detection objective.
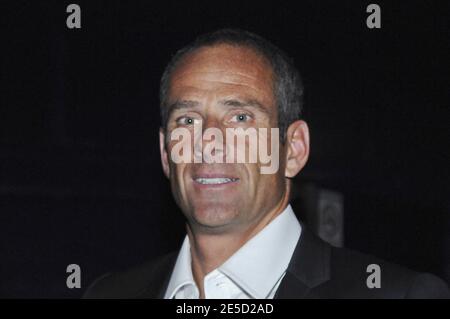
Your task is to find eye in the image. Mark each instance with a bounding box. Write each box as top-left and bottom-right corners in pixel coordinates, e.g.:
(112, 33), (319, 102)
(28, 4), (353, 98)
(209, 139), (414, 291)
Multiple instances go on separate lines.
(176, 116), (199, 126)
(232, 113), (251, 123)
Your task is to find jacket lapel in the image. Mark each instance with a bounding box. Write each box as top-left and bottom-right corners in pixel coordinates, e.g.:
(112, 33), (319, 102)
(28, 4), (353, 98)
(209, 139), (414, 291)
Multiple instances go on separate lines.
(275, 226), (331, 299)
(138, 252), (178, 299)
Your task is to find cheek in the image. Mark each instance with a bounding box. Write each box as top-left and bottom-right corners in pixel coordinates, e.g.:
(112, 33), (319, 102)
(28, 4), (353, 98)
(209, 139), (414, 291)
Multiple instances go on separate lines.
(243, 168), (284, 210)
(245, 163), (266, 191)
(168, 163), (187, 194)
(252, 164), (285, 192)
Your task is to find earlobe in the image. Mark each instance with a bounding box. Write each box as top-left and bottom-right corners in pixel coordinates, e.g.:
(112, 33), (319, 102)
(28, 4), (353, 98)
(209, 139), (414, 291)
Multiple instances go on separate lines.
(284, 120), (310, 178)
(159, 129), (170, 178)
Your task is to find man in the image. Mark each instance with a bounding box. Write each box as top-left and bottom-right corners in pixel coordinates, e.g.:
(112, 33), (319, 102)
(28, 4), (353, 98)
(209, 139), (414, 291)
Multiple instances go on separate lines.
(84, 29), (449, 299)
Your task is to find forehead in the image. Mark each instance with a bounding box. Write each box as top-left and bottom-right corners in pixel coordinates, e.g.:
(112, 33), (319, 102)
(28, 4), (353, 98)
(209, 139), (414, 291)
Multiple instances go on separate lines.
(168, 44), (275, 106)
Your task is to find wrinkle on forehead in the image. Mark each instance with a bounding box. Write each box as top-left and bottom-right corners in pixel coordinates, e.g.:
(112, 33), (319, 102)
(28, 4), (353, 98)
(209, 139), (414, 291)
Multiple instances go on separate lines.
(171, 70), (267, 84)
(172, 44), (273, 81)
(168, 44), (275, 106)
(182, 43), (271, 66)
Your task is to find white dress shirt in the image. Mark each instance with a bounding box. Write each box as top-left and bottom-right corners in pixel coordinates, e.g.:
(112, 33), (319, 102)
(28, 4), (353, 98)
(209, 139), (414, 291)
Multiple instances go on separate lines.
(164, 204), (302, 299)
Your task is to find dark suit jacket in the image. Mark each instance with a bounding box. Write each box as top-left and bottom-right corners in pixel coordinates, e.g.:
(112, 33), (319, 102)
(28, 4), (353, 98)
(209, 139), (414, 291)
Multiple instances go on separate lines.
(84, 227), (449, 299)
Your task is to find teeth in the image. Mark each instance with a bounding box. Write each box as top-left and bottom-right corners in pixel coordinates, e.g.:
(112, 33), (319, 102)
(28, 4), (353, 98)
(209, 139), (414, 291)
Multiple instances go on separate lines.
(195, 178), (237, 185)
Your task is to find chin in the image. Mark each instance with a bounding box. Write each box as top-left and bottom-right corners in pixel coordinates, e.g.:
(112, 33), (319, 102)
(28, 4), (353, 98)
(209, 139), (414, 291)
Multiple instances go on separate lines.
(190, 202), (241, 229)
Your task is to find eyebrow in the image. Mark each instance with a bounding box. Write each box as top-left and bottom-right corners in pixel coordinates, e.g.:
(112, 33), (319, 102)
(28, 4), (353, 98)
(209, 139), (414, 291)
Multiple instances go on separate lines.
(218, 98), (270, 114)
(166, 100), (200, 120)
(167, 97), (270, 118)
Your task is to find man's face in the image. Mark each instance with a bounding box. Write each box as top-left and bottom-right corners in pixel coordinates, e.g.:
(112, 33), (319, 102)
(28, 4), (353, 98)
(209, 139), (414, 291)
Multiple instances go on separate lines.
(160, 44), (288, 233)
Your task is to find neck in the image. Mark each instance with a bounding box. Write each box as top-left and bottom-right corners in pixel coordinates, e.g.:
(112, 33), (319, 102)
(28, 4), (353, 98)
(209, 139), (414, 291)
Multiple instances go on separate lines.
(187, 189), (290, 298)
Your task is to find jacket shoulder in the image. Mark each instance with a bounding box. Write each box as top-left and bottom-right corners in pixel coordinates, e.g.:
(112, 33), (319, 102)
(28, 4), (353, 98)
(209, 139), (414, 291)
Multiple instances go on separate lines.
(317, 246), (449, 298)
(83, 252), (177, 299)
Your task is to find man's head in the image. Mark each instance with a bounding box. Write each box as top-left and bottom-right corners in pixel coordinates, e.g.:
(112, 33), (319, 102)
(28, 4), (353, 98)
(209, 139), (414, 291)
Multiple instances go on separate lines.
(160, 29), (304, 141)
(158, 29), (309, 234)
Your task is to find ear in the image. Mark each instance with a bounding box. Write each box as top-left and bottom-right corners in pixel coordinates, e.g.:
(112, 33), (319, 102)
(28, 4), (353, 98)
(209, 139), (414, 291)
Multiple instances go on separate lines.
(159, 128), (170, 178)
(284, 120), (310, 178)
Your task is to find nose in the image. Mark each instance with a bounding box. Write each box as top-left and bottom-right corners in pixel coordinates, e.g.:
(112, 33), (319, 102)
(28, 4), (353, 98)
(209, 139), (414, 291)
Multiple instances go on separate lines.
(193, 117), (225, 164)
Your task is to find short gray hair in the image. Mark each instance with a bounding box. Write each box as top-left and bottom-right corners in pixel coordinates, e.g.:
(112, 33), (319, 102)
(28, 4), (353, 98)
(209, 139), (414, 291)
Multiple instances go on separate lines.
(159, 28), (304, 141)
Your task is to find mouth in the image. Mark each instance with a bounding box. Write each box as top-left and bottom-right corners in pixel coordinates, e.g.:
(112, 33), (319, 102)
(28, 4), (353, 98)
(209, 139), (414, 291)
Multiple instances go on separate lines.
(194, 177), (239, 185)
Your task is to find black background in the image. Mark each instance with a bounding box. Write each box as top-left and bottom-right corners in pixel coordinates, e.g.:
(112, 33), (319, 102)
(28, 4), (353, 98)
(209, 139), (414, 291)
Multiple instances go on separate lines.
(1, 0), (449, 298)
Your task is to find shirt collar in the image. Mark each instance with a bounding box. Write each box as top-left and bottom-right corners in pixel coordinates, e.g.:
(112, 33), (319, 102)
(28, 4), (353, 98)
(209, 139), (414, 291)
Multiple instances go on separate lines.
(219, 205), (301, 298)
(164, 204), (301, 299)
(164, 236), (196, 299)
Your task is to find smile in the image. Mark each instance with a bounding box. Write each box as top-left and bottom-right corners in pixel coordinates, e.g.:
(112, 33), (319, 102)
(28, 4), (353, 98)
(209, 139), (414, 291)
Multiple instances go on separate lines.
(194, 177), (239, 185)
